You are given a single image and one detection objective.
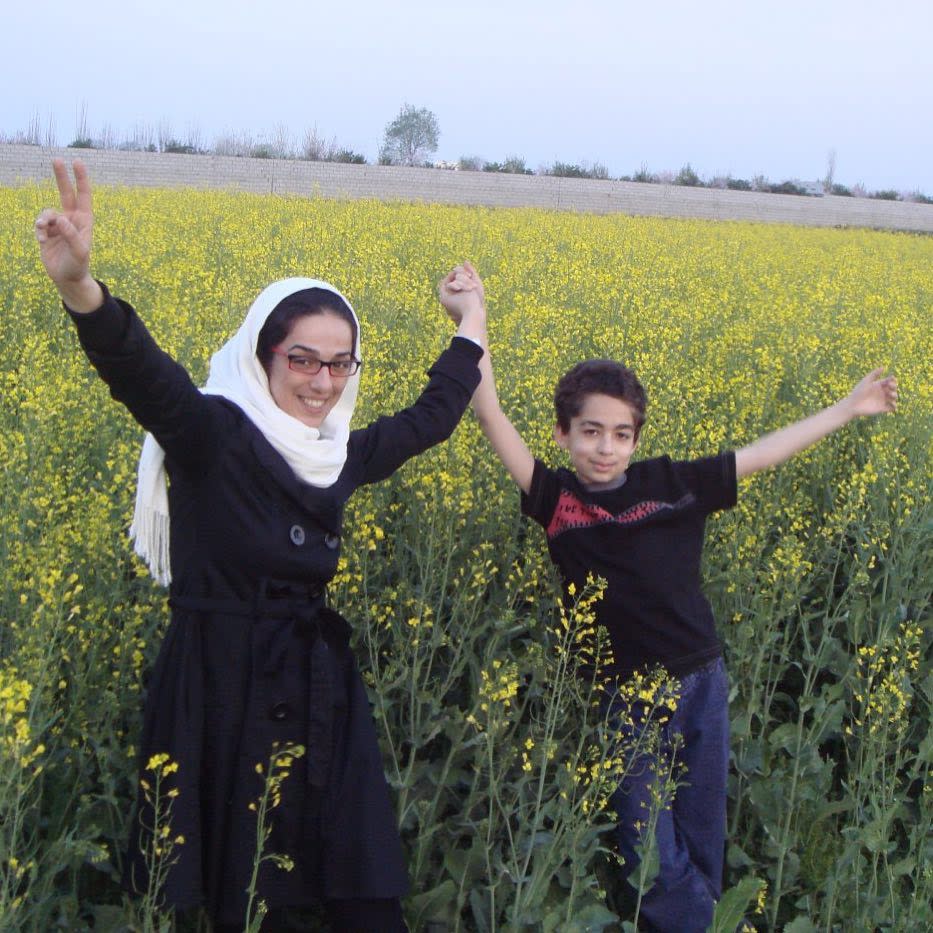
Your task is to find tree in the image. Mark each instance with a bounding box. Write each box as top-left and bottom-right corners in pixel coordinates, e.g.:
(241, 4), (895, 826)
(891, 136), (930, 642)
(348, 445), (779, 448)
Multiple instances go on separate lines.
(379, 104), (439, 166)
(823, 148), (836, 194)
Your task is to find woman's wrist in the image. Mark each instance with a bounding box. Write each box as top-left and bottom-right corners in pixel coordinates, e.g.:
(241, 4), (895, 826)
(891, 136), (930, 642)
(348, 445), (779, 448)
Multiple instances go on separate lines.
(455, 306), (487, 343)
(59, 276), (105, 314)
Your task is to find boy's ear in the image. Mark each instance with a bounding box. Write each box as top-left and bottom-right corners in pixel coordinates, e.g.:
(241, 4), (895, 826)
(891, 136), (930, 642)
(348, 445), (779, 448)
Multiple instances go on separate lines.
(553, 423), (569, 449)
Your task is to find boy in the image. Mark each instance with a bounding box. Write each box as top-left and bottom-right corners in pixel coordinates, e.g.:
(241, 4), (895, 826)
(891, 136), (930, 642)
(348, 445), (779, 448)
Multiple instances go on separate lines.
(438, 263), (897, 932)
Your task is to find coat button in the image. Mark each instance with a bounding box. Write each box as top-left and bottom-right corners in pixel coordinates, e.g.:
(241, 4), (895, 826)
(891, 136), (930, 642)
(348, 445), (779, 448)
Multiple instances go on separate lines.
(289, 524), (305, 546)
(270, 702), (289, 721)
(324, 533), (340, 550)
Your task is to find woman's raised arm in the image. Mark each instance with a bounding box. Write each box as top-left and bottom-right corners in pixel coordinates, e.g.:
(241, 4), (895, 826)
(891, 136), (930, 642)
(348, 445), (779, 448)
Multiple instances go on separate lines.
(438, 262), (535, 494)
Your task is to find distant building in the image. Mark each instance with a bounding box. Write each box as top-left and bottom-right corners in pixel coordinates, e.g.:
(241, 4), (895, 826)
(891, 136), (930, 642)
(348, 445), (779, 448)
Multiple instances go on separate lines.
(801, 180), (825, 197)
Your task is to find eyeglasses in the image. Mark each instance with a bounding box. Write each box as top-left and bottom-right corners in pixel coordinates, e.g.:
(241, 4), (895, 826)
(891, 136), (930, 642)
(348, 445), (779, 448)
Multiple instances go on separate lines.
(271, 348), (362, 377)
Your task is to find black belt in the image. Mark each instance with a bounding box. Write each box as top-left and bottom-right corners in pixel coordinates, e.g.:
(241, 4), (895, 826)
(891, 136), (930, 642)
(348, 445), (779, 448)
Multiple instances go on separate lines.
(170, 580), (352, 788)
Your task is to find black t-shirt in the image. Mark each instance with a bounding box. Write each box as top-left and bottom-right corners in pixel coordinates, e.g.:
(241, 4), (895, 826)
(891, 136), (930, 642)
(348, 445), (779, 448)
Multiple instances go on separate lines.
(521, 453), (737, 677)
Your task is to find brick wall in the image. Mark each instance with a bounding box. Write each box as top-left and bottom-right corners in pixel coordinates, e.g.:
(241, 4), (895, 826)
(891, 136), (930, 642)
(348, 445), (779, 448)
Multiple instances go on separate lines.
(3, 143), (931, 232)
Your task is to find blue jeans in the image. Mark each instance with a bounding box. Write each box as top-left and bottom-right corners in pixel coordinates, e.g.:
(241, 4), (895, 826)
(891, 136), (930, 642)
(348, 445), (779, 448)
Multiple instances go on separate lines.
(609, 657), (729, 933)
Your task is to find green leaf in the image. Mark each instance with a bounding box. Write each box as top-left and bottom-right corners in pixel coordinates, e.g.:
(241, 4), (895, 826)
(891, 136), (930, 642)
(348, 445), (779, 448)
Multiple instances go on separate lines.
(734, 737), (763, 774)
(727, 842), (755, 869)
(891, 856), (916, 877)
(768, 722), (801, 753)
(916, 724), (933, 764)
(814, 798), (852, 821)
(710, 875), (764, 933)
(89, 904), (133, 933)
(861, 815), (895, 855)
(468, 887), (491, 933)
(409, 879), (458, 926)
(625, 838), (659, 893)
(566, 901), (620, 931)
(443, 839), (486, 892)
(783, 917), (819, 933)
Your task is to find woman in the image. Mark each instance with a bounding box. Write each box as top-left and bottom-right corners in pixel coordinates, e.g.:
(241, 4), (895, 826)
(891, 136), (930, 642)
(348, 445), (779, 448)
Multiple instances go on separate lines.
(35, 160), (485, 930)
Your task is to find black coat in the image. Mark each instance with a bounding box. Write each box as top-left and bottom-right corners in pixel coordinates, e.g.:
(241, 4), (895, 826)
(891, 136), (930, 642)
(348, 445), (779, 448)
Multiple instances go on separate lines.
(71, 288), (482, 921)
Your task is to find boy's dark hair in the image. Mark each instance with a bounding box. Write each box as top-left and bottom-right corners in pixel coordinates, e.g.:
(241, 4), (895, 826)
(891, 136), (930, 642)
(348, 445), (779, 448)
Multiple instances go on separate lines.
(554, 360), (648, 436)
(256, 288), (358, 373)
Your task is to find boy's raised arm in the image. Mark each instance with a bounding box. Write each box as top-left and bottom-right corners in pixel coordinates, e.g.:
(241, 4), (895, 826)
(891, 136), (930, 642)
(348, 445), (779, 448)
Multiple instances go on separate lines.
(438, 263), (535, 493)
(734, 369), (898, 479)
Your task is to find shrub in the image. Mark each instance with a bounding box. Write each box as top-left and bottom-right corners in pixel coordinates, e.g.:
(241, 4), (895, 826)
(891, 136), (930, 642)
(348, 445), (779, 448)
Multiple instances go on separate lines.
(633, 164), (658, 184)
(300, 128), (363, 163)
(549, 161), (590, 178)
(483, 159), (535, 175)
(163, 140), (200, 155)
(674, 163), (703, 187)
(548, 161), (609, 180)
(502, 156), (533, 175)
(333, 149), (366, 164)
(726, 178), (753, 191)
(67, 138), (95, 149)
(830, 183), (853, 197)
(870, 189), (900, 201)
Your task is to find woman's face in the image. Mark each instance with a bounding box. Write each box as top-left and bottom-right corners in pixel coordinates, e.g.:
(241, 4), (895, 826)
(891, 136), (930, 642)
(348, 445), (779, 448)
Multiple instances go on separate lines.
(266, 311), (355, 428)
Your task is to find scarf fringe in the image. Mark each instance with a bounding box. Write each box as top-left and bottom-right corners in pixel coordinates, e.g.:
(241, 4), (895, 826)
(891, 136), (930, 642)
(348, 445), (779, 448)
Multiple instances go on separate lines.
(130, 432), (173, 586)
(129, 503), (172, 587)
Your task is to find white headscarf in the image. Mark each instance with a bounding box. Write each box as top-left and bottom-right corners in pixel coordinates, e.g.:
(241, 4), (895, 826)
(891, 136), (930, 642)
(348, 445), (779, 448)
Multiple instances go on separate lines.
(129, 278), (361, 586)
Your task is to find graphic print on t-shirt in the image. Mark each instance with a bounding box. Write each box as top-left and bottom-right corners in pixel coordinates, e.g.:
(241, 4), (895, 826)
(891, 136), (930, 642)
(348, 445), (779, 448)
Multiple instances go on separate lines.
(546, 488), (694, 540)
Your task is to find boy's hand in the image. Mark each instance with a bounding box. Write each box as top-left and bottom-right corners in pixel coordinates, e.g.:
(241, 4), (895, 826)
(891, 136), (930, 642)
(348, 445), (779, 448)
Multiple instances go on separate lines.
(438, 261), (485, 324)
(845, 369), (898, 417)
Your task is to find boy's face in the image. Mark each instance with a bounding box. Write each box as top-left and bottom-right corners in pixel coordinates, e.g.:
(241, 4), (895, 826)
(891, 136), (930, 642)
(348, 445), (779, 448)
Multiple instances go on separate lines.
(554, 393), (639, 487)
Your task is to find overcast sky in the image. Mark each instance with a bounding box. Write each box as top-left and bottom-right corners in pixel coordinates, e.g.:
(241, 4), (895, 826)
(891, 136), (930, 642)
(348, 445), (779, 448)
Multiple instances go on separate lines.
(4, 0), (931, 193)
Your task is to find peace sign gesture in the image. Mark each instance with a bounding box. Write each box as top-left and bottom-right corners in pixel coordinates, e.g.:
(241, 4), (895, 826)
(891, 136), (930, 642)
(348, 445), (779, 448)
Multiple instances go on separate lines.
(34, 159), (103, 312)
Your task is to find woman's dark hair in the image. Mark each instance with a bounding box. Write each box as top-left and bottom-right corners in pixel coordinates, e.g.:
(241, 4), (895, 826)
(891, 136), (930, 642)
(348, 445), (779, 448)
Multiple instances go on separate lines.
(554, 360), (648, 436)
(256, 288), (358, 373)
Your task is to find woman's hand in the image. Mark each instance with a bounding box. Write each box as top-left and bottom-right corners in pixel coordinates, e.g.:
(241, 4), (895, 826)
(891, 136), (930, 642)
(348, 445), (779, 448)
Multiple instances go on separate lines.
(34, 159), (103, 312)
(438, 260), (485, 324)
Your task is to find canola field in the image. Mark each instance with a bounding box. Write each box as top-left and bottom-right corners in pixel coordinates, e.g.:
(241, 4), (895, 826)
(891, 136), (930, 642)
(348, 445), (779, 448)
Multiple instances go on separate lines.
(1, 182), (931, 931)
